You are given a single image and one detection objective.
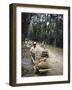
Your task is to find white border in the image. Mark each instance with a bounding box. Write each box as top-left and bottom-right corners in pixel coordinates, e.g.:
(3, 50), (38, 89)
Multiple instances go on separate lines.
(16, 7), (68, 83)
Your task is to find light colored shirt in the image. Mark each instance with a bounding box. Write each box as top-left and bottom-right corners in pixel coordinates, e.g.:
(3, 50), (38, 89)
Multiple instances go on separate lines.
(30, 45), (44, 56)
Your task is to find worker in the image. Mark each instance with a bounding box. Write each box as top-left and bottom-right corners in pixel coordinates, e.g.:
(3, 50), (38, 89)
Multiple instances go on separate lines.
(30, 42), (37, 64)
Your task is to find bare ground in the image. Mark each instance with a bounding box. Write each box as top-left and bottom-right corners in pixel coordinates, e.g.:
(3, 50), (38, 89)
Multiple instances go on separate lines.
(46, 45), (63, 75)
(22, 44), (63, 77)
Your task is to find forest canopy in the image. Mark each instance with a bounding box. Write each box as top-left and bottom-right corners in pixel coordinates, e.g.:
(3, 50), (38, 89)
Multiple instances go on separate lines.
(22, 13), (63, 48)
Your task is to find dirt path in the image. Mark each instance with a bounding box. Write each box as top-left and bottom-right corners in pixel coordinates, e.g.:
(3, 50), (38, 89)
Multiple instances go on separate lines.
(46, 45), (63, 75)
(22, 44), (63, 77)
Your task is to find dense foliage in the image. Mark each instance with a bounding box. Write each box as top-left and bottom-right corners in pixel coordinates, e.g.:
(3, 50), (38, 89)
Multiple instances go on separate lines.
(22, 13), (63, 48)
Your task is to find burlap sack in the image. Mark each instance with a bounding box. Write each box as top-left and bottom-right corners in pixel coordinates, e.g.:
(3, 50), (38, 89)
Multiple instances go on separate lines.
(38, 60), (48, 69)
(35, 56), (48, 69)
